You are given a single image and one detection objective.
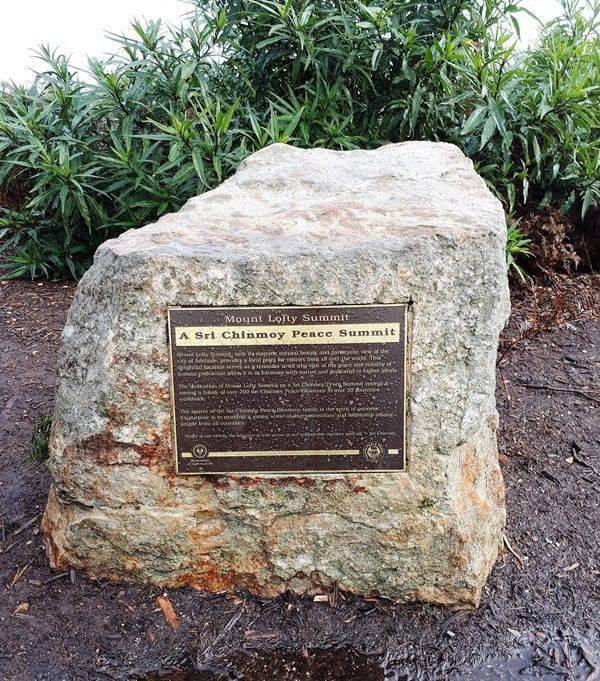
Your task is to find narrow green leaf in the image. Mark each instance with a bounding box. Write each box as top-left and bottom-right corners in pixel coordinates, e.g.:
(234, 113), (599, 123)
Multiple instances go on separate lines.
(462, 106), (486, 136)
(480, 116), (497, 150)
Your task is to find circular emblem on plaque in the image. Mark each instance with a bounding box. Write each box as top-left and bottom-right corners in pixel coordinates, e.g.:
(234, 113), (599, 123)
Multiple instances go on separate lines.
(192, 444), (209, 459)
(362, 442), (384, 463)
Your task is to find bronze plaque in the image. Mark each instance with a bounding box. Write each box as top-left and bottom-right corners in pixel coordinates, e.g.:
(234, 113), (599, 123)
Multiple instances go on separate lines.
(168, 304), (409, 475)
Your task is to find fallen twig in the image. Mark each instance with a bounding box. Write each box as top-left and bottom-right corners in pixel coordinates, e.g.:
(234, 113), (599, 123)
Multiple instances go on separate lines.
(12, 515), (41, 537)
(518, 381), (600, 404)
(499, 367), (511, 403)
(42, 571), (70, 586)
(9, 562), (31, 589)
(0, 541), (20, 555)
(503, 534), (526, 568)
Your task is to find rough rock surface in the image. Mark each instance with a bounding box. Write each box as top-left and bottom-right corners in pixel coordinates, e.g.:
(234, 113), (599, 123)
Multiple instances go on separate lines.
(43, 142), (510, 607)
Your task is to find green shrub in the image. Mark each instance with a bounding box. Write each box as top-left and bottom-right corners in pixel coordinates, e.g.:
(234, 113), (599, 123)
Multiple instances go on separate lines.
(0, 0), (598, 279)
(506, 221), (532, 282)
(30, 411), (52, 462)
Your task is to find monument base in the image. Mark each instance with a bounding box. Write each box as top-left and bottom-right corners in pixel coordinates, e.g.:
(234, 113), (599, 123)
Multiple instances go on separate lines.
(44, 416), (503, 605)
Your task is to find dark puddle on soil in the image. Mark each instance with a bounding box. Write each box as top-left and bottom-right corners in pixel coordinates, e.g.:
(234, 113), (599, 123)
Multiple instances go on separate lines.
(141, 637), (600, 681)
(464, 635), (599, 680)
(141, 648), (384, 681)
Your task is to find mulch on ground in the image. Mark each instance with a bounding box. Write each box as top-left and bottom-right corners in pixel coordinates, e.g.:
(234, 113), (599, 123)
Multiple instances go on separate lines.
(0, 275), (599, 681)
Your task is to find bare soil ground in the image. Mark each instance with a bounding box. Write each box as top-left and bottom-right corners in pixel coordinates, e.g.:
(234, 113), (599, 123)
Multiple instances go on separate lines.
(0, 276), (599, 681)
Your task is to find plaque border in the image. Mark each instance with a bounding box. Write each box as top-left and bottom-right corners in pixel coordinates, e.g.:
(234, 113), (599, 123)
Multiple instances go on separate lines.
(167, 303), (412, 476)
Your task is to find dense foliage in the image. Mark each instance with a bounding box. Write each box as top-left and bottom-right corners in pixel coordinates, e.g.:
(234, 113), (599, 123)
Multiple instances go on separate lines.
(0, 0), (598, 278)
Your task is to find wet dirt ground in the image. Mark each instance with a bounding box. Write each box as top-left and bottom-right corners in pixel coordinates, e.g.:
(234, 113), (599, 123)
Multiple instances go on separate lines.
(0, 276), (598, 680)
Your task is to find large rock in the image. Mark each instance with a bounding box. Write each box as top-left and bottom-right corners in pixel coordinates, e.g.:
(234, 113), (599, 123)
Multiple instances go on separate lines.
(43, 142), (509, 607)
